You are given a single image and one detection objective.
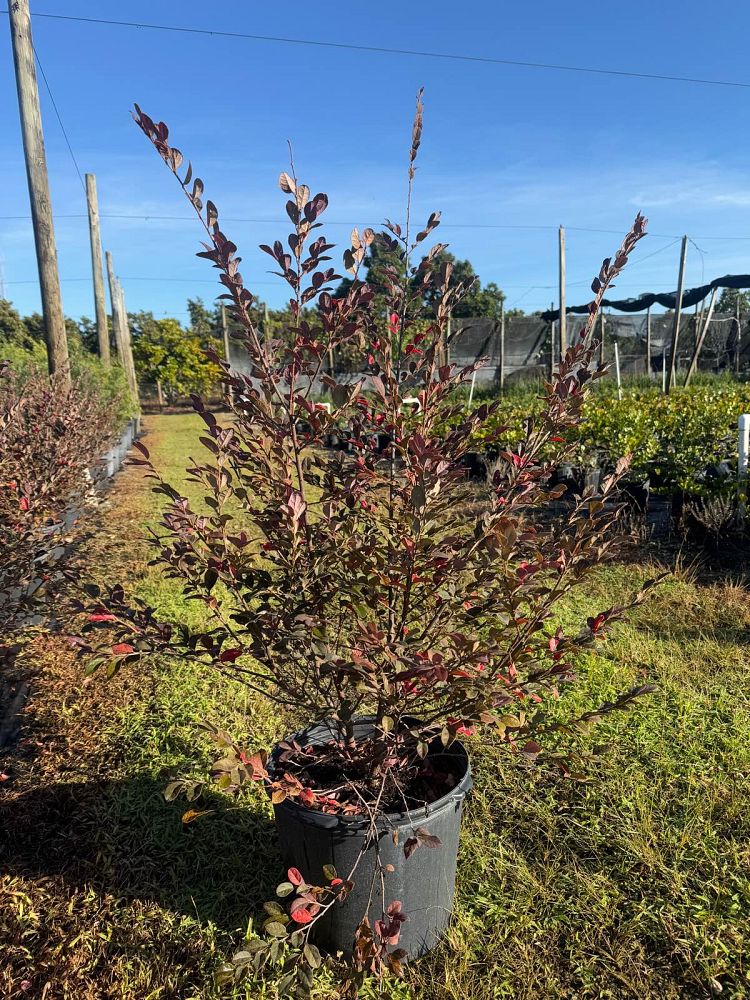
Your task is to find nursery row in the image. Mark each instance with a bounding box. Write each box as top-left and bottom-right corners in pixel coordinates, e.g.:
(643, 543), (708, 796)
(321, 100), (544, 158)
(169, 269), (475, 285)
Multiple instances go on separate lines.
(316, 381), (749, 498)
(322, 380), (748, 495)
(0, 357), (131, 665)
(482, 381), (749, 493)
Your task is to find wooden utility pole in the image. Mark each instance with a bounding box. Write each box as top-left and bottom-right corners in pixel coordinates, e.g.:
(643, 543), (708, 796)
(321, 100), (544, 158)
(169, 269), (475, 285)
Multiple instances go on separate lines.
(498, 298), (505, 394)
(684, 286), (717, 387)
(8, 0), (69, 381)
(558, 226), (567, 361)
(105, 251), (124, 361)
(645, 305), (652, 377)
(117, 281), (139, 406)
(666, 236), (688, 393)
(105, 251), (137, 404)
(220, 304), (234, 405)
(220, 304), (232, 363)
(85, 173), (110, 366)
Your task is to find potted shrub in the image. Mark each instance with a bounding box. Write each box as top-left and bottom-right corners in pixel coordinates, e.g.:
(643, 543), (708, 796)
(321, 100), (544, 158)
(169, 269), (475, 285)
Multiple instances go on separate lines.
(74, 96), (657, 997)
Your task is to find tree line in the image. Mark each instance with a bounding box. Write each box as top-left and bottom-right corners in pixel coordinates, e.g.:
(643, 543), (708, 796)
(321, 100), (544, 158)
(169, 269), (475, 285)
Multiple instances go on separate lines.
(1, 248), (518, 399)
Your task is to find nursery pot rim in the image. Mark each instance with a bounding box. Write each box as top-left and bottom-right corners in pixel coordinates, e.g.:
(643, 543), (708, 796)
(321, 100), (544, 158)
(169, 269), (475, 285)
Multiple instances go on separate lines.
(267, 714), (472, 830)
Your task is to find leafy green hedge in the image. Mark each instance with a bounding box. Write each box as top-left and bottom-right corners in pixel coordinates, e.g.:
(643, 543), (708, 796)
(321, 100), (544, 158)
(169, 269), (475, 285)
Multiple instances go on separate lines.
(0, 339), (136, 432)
(461, 378), (750, 492)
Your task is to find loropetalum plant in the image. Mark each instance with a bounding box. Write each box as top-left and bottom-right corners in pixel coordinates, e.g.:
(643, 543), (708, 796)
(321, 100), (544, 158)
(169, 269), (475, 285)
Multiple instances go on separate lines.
(1, 362), (116, 666)
(74, 95), (657, 996)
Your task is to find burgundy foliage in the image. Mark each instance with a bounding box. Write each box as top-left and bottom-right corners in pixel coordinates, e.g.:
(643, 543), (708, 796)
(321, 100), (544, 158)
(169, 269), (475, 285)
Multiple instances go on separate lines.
(72, 95), (656, 995)
(1, 363), (115, 665)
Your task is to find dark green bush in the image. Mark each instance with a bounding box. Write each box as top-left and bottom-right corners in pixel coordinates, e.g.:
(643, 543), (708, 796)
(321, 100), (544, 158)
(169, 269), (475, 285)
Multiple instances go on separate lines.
(457, 380), (750, 493)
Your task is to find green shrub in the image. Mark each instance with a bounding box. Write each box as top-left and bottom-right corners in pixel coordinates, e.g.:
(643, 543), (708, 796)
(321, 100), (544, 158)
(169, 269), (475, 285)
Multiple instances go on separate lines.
(455, 380), (750, 493)
(0, 339), (135, 432)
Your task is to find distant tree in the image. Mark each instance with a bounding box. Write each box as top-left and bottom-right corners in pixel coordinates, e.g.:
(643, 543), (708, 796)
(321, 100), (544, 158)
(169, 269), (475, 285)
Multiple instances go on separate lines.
(187, 296), (222, 348)
(187, 295), (271, 359)
(0, 299), (32, 347)
(427, 252), (505, 318)
(0, 302), (100, 354)
(76, 315), (101, 354)
(717, 288), (750, 316)
(130, 312), (219, 400)
(21, 312), (46, 343)
(335, 244), (506, 319)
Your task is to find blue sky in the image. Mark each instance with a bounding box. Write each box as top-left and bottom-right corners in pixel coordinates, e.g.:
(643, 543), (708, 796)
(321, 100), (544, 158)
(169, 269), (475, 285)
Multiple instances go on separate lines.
(3, 0), (750, 324)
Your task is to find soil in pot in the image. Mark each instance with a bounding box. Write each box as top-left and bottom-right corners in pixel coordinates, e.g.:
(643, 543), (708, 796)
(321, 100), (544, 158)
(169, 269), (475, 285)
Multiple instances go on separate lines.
(268, 718), (472, 960)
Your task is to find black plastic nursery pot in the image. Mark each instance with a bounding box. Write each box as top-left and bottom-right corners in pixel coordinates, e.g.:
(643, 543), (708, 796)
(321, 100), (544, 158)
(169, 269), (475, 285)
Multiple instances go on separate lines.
(269, 717), (472, 961)
(459, 451), (486, 480)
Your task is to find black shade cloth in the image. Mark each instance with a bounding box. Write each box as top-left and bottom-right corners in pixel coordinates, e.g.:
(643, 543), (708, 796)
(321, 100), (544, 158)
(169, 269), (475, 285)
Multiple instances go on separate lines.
(541, 274), (750, 321)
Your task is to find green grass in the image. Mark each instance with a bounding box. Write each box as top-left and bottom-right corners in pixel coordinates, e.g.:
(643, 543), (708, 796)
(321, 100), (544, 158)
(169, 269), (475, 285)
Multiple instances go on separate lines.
(3, 412), (750, 999)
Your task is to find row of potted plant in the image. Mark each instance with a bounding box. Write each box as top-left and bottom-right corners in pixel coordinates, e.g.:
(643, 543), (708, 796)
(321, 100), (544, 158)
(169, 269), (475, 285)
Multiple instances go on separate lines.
(443, 381), (750, 499)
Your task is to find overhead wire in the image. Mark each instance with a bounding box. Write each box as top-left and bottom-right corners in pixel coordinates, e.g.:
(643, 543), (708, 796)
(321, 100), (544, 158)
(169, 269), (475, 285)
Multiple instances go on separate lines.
(5, 10), (749, 314)
(31, 43), (85, 193)
(2, 212), (750, 243)
(6, 10), (750, 91)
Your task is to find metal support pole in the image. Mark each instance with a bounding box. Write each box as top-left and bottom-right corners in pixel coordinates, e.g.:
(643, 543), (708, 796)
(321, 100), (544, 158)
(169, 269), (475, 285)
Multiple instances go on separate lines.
(550, 317), (556, 379)
(739, 413), (750, 520)
(736, 296), (742, 376)
(685, 286), (718, 387)
(614, 342), (622, 401)
(558, 225), (566, 361)
(467, 369), (477, 408)
(498, 298), (505, 394)
(667, 235), (688, 392)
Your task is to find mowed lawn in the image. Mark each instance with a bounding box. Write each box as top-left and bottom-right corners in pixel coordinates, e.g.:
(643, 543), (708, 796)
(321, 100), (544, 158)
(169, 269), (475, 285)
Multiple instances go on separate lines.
(2, 412), (750, 1000)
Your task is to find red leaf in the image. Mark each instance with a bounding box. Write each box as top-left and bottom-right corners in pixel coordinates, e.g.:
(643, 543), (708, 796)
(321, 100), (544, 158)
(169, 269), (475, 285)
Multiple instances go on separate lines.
(290, 893), (320, 924)
(288, 867), (303, 886)
(299, 787), (316, 807)
(111, 643), (134, 655)
(88, 612), (116, 623)
(219, 647), (243, 663)
(404, 837), (419, 859)
(239, 751), (268, 780)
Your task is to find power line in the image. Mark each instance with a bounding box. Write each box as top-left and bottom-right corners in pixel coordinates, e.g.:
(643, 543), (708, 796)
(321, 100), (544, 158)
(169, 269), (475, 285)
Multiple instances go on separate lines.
(31, 44), (85, 192)
(1, 275), (697, 291)
(2, 211), (750, 242)
(8, 10), (750, 91)
(5, 275), (280, 286)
